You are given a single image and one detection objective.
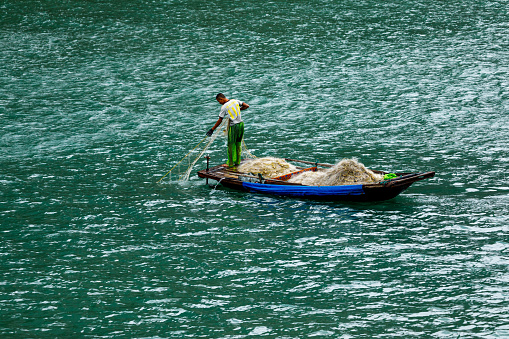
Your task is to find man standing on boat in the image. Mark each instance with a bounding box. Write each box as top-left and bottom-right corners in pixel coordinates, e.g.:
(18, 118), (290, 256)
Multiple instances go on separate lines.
(206, 93), (249, 168)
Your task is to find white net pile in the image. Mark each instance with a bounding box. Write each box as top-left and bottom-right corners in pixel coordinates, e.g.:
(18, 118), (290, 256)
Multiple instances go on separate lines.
(288, 158), (383, 186)
(237, 157), (297, 178)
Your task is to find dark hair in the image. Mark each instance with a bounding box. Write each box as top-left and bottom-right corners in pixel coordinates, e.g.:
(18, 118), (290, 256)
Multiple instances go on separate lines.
(216, 93), (226, 100)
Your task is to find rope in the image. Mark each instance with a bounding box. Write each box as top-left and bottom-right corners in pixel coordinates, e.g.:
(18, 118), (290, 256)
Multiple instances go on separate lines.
(157, 136), (208, 183)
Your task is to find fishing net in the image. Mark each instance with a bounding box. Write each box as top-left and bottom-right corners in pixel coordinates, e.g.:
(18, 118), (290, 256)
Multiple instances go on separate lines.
(288, 158), (383, 186)
(162, 118), (256, 183)
(241, 139), (256, 159)
(237, 157), (298, 178)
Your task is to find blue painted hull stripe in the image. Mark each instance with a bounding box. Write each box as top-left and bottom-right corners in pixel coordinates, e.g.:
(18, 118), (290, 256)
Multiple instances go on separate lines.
(241, 182), (365, 197)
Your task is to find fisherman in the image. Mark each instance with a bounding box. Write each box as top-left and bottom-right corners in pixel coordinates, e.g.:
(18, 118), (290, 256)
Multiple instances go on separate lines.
(206, 93), (249, 168)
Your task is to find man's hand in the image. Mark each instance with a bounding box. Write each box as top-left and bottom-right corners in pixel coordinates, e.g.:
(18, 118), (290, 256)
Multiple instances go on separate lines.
(206, 128), (214, 137)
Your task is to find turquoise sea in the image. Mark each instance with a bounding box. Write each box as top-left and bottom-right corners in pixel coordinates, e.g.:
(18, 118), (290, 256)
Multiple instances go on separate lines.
(1, 0), (508, 337)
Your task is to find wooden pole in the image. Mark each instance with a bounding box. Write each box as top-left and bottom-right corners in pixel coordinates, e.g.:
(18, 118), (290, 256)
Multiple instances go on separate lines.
(205, 155), (210, 185)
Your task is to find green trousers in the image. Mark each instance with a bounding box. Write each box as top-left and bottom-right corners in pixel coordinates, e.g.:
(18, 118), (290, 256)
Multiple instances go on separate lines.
(227, 122), (244, 167)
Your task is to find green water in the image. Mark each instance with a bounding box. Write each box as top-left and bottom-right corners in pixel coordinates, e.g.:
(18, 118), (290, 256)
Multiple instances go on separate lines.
(1, 0), (508, 337)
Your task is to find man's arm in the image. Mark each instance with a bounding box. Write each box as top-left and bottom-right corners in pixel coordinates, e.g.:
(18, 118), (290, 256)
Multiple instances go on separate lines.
(240, 102), (249, 110)
(211, 117), (223, 130)
(206, 117), (223, 136)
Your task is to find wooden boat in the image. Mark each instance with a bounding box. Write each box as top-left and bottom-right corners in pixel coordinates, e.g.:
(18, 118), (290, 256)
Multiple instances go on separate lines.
(197, 157), (435, 202)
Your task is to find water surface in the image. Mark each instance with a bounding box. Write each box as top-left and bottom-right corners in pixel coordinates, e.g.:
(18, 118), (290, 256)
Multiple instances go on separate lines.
(1, 0), (508, 337)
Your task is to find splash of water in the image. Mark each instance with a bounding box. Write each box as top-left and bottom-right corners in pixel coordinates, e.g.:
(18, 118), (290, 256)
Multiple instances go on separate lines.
(209, 178), (225, 194)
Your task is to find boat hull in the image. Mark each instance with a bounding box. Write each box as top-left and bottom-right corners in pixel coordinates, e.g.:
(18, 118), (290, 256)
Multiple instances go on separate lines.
(197, 163), (434, 202)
